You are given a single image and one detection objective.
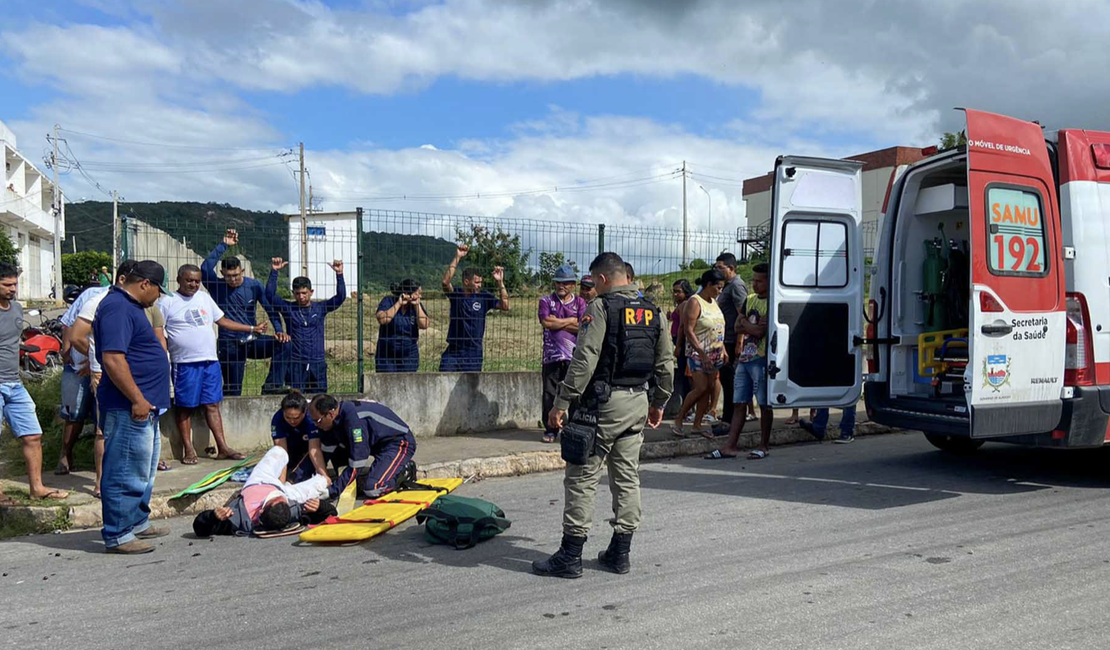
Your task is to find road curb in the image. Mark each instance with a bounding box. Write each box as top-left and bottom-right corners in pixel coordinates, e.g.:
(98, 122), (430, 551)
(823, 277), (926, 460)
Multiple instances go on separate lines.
(2, 422), (900, 532)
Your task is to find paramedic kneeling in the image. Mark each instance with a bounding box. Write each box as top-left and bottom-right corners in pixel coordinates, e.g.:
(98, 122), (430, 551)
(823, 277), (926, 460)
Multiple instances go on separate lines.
(308, 394), (417, 500)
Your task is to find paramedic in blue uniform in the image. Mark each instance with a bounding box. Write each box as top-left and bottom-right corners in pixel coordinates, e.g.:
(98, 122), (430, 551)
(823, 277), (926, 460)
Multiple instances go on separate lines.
(308, 393), (417, 500)
(201, 229), (289, 395)
(438, 244), (510, 372)
(270, 390), (329, 484)
(265, 257), (345, 393)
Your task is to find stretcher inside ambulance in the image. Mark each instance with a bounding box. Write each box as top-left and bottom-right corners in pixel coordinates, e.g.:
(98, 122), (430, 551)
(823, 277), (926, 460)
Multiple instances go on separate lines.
(763, 109), (1110, 453)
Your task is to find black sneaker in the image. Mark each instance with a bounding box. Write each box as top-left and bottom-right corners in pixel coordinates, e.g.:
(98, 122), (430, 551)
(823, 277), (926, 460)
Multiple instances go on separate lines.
(834, 433), (855, 444)
(799, 419), (826, 441)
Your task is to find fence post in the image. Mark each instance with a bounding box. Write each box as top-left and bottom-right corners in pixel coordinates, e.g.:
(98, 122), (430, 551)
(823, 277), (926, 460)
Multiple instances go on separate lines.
(356, 207), (365, 394)
(597, 223), (605, 254)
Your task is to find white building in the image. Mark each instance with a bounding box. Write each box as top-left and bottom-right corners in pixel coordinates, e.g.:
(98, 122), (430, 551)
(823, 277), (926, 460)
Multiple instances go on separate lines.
(285, 211), (359, 297)
(1, 119), (61, 300)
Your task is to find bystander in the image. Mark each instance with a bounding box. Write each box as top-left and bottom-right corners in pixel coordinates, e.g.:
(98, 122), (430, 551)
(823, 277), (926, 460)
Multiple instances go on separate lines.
(439, 245), (509, 372)
(713, 253), (749, 427)
(375, 279), (429, 373)
(538, 264), (587, 443)
(266, 258), (345, 393)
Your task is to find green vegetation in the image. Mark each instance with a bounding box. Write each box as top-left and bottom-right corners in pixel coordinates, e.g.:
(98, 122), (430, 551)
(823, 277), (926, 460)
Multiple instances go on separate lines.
(940, 131), (967, 149)
(454, 224), (530, 291)
(0, 230), (19, 267)
(61, 250), (112, 286)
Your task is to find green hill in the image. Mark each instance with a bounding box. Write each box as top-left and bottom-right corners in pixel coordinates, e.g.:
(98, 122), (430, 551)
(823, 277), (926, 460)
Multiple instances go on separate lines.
(63, 201), (458, 291)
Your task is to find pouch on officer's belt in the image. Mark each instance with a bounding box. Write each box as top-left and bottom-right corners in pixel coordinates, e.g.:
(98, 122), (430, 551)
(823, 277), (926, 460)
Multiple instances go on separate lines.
(561, 406), (598, 465)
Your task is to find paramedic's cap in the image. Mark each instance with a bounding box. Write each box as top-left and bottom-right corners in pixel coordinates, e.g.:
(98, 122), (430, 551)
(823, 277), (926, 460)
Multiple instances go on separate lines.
(130, 260), (168, 294)
(579, 274), (595, 288)
(554, 264), (577, 283)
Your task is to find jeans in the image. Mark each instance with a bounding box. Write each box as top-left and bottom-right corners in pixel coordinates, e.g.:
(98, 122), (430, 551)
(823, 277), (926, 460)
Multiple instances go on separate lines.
(101, 410), (161, 548)
(812, 407), (857, 436)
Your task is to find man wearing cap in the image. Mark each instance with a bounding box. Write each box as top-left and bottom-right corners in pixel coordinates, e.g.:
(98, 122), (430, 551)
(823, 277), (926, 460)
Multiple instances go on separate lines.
(579, 275), (597, 302)
(538, 264), (588, 443)
(93, 261), (172, 554)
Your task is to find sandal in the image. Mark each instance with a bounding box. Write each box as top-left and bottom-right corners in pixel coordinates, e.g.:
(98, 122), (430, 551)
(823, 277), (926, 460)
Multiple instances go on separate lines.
(670, 425), (687, 437)
(542, 432), (557, 444)
(181, 454), (199, 466)
(0, 494), (17, 507)
(747, 449), (768, 460)
(695, 428), (715, 440)
(157, 460), (171, 471)
(704, 449), (738, 460)
(31, 489), (69, 501)
(54, 460), (71, 476)
(216, 451), (246, 461)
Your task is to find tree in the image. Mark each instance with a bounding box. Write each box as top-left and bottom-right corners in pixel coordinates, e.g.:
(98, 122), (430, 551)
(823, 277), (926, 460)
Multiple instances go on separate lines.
(0, 230), (19, 267)
(688, 258), (710, 270)
(940, 131), (967, 149)
(62, 251), (112, 286)
(453, 224), (531, 291)
(536, 252), (579, 286)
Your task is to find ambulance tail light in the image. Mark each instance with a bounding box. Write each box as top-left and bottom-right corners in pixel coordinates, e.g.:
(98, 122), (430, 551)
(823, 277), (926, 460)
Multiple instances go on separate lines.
(980, 292), (1004, 313)
(1064, 292), (1094, 386)
(1093, 144), (1110, 170)
(866, 299), (878, 374)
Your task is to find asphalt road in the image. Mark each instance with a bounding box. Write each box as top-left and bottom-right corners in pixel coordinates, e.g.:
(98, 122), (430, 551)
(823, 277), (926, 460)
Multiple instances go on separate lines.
(4, 432), (1110, 650)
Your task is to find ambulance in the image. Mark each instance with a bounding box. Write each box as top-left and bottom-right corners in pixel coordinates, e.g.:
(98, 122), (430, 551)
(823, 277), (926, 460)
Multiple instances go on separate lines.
(765, 109), (1110, 453)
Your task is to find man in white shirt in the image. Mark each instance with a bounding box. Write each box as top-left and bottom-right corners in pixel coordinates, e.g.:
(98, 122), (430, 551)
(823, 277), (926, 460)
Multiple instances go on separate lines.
(160, 265), (264, 464)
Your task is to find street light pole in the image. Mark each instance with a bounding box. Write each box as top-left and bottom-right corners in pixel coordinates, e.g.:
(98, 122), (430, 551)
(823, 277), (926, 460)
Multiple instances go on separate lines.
(698, 185), (711, 259)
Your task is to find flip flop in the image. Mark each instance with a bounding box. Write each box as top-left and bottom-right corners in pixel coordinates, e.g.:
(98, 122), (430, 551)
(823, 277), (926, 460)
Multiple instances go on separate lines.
(0, 494), (17, 506)
(54, 460), (71, 476)
(704, 449), (737, 460)
(181, 455), (199, 465)
(696, 428), (715, 440)
(157, 460), (171, 471)
(670, 425), (687, 437)
(747, 449), (768, 460)
(542, 433), (557, 444)
(216, 451), (247, 461)
(31, 489), (68, 501)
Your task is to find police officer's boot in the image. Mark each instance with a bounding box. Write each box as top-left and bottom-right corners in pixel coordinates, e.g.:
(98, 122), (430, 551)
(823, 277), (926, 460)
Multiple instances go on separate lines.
(597, 532), (632, 574)
(532, 534), (586, 579)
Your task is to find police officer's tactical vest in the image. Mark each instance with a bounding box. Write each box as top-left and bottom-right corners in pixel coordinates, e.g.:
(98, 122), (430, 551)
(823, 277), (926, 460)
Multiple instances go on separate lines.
(592, 292), (661, 388)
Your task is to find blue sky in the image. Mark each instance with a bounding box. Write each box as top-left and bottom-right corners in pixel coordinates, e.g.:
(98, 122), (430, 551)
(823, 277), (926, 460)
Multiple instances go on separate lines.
(1, 0), (1101, 224)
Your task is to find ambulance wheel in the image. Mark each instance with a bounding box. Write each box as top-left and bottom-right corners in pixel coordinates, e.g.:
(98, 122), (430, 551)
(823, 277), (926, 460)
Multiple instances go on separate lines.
(924, 434), (984, 455)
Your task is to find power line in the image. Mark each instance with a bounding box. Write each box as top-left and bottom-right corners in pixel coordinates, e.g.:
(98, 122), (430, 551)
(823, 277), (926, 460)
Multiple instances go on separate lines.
(57, 128), (292, 152)
(77, 160), (294, 175)
(76, 152), (294, 168)
(318, 170), (681, 203)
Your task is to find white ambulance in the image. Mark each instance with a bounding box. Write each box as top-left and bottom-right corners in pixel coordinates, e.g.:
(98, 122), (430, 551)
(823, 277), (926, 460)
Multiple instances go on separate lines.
(765, 109), (1110, 452)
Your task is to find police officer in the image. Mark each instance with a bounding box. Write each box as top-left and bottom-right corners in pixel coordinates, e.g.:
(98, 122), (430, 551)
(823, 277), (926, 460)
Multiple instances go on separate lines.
(533, 252), (674, 578)
(307, 394), (417, 499)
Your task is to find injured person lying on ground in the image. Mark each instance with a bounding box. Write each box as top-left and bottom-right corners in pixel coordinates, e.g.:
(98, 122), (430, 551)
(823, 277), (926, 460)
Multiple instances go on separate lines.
(192, 446), (335, 537)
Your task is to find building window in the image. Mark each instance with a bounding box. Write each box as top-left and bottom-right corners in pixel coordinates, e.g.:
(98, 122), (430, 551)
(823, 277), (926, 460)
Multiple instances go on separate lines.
(307, 226), (326, 240)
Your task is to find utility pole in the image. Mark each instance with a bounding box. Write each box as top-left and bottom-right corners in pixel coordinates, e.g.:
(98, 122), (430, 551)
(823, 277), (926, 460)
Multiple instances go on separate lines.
(112, 190), (119, 269)
(299, 142), (308, 276)
(51, 124), (63, 305)
(681, 160), (688, 267)
(698, 184), (711, 260)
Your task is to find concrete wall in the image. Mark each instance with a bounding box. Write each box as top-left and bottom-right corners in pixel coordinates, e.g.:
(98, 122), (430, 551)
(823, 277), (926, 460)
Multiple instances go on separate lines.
(159, 371), (543, 457)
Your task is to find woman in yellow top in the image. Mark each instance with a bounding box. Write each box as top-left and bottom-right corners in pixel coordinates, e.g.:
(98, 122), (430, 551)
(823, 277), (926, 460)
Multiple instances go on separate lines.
(672, 268), (728, 437)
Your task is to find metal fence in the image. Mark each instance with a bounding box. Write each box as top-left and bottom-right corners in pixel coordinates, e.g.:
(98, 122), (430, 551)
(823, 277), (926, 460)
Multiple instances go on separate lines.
(120, 207), (747, 394)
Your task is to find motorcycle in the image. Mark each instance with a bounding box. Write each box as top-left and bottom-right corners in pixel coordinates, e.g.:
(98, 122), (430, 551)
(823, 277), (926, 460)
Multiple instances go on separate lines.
(20, 309), (64, 378)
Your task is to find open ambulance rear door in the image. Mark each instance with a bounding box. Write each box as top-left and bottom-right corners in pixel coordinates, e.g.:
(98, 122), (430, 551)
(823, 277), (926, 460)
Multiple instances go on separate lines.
(963, 109), (1066, 437)
(765, 156), (865, 408)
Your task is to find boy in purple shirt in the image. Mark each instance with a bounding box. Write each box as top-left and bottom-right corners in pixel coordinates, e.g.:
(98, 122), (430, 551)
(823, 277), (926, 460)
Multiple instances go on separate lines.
(538, 264), (588, 443)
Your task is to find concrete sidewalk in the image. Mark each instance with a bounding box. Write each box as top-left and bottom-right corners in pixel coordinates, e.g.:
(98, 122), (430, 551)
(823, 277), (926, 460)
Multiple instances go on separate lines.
(1, 405), (892, 533)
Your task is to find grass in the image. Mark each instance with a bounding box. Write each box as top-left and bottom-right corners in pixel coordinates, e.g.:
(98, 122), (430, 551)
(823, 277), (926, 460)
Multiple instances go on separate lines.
(0, 502), (71, 539)
(0, 372), (95, 479)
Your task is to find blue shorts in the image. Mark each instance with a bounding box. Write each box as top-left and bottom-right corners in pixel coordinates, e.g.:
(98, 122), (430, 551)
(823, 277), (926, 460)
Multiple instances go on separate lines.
(173, 360), (224, 408)
(0, 382), (43, 438)
(733, 358), (768, 407)
(60, 366), (96, 423)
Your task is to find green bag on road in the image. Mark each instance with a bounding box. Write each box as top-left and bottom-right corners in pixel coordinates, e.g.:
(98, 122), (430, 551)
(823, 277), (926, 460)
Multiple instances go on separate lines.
(416, 495), (511, 549)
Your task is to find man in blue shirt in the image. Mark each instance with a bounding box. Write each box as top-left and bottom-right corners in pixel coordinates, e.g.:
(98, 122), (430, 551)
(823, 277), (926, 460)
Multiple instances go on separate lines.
(439, 244), (510, 372)
(308, 393), (417, 499)
(94, 261), (172, 555)
(265, 257), (345, 393)
(201, 229), (289, 396)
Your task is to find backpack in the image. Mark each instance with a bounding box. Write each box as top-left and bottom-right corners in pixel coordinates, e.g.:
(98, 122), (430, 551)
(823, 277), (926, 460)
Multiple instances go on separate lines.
(416, 495), (511, 549)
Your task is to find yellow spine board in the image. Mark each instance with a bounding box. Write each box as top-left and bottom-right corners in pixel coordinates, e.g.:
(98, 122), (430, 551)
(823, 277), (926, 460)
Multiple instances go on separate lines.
(299, 478), (464, 545)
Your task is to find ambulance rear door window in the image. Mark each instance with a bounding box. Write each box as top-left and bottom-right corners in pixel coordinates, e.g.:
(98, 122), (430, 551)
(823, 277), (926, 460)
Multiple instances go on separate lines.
(985, 185), (1048, 278)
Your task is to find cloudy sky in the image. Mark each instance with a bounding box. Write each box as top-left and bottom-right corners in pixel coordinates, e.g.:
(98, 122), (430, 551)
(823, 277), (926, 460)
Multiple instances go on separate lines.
(1, 0), (1106, 232)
